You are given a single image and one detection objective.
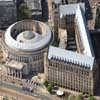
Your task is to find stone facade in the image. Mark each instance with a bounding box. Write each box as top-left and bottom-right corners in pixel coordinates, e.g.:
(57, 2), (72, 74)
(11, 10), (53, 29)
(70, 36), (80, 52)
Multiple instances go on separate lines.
(45, 46), (99, 95)
(46, 56), (99, 95)
(45, 4), (99, 95)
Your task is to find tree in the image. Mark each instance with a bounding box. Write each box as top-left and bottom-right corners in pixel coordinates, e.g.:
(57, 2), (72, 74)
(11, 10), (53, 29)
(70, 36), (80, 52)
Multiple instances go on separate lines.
(68, 95), (75, 100)
(47, 84), (52, 93)
(43, 81), (48, 87)
(88, 96), (96, 100)
(76, 94), (83, 100)
(17, 3), (31, 20)
(50, 82), (54, 87)
(47, 83), (54, 93)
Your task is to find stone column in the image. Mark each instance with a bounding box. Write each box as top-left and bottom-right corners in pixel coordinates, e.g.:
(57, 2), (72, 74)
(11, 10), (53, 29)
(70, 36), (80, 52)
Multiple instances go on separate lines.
(6, 67), (8, 78)
(16, 70), (19, 78)
(8, 67), (10, 75)
(11, 69), (13, 76)
(13, 70), (15, 78)
(20, 71), (22, 79)
(15, 70), (17, 78)
(11, 68), (14, 79)
(13, 69), (14, 78)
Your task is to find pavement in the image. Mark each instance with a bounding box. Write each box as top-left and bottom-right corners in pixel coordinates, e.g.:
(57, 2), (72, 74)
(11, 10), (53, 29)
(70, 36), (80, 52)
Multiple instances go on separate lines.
(0, 87), (41, 100)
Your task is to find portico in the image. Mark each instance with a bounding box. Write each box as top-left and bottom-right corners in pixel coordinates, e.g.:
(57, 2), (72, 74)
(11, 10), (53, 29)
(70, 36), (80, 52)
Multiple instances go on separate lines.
(5, 60), (25, 79)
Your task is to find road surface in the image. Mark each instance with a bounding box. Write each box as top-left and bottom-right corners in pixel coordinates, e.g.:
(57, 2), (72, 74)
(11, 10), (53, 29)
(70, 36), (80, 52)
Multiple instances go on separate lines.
(0, 87), (41, 100)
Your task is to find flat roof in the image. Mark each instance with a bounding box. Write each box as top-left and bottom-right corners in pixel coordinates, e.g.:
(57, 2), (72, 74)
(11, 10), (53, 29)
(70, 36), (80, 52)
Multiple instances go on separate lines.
(48, 46), (94, 70)
(0, 0), (13, 1)
(0, 0), (13, 2)
(59, 3), (94, 57)
(53, 0), (62, 4)
(4, 20), (52, 51)
(5, 60), (25, 70)
(75, 5), (94, 57)
(59, 3), (85, 17)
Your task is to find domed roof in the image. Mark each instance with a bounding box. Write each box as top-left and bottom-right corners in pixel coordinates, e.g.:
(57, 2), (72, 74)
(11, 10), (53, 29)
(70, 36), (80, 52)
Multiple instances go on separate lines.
(4, 20), (52, 51)
(23, 31), (35, 40)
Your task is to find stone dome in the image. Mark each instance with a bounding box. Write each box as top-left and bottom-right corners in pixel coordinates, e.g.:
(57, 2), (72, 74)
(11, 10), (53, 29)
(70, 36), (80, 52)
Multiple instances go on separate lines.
(23, 31), (35, 40)
(4, 20), (53, 51)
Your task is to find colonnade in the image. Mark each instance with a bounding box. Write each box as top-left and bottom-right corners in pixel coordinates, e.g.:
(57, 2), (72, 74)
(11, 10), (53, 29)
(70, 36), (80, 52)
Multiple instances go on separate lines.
(7, 67), (22, 79)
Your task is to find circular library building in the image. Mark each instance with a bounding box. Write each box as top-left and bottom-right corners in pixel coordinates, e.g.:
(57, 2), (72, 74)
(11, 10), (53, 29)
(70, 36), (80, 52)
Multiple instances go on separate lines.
(1, 20), (53, 78)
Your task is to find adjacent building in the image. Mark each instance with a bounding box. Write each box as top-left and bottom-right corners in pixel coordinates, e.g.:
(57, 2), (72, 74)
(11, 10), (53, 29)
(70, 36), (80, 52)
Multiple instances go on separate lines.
(45, 46), (99, 95)
(0, 0), (17, 29)
(45, 4), (99, 95)
(24, 0), (42, 20)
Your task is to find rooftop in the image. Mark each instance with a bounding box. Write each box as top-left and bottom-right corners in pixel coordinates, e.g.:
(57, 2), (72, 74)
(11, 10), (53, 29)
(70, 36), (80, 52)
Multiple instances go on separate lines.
(59, 3), (85, 17)
(4, 20), (52, 51)
(75, 5), (94, 57)
(59, 3), (94, 57)
(24, 0), (41, 10)
(5, 60), (26, 70)
(0, 0), (13, 1)
(53, 0), (62, 4)
(48, 46), (94, 70)
(23, 31), (35, 39)
(16, 31), (42, 44)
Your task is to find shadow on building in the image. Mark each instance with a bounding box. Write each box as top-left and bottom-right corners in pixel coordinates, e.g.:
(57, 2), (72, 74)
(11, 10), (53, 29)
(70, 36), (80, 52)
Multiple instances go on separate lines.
(41, 0), (48, 22)
(91, 31), (100, 96)
(81, 0), (93, 20)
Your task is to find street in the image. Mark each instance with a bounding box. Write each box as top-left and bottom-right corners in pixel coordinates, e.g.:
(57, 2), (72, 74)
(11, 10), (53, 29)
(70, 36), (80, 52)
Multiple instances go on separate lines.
(0, 87), (41, 100)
